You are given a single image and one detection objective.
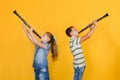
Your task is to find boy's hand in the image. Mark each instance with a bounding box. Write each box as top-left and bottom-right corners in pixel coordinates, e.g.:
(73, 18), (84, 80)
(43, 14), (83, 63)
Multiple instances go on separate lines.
(89, 20), (97, 29)
(93, 20), (97, 27)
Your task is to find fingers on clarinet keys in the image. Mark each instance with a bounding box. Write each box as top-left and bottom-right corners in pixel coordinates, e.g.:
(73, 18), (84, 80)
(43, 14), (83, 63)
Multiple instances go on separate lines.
(23, 24), (26, 27)
(30, 27), (33, 32)
(88, 23), (93, 29)
(93, 20), (97, 27)
(89, 26), (93, 30)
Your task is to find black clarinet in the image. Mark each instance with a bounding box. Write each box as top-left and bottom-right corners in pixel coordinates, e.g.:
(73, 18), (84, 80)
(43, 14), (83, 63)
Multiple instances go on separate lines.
(13, 10), (41, 39)
(78, 13), (109, 33)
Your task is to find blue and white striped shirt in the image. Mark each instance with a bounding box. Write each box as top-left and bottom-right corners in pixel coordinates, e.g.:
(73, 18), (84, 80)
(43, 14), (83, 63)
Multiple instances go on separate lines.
(70, 37), (86, 68)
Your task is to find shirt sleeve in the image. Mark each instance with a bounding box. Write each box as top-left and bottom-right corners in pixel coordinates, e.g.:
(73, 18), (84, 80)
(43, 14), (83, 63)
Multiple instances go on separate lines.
(77, 37), (81, 44)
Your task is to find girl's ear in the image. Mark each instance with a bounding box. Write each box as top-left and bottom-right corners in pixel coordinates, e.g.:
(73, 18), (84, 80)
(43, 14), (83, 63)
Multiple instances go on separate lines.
(48, 37), (51, 43)
(47, 36), (51, 43)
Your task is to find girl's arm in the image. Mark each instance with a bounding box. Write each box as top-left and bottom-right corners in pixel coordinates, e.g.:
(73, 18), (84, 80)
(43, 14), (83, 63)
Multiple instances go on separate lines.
(80, 21), (97, 42)
(29, 28), (47, 49)
(22, 24), (35, 45)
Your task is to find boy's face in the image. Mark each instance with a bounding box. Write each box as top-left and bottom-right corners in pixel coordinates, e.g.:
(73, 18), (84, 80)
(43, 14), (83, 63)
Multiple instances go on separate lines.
(71, 27), (79, 37)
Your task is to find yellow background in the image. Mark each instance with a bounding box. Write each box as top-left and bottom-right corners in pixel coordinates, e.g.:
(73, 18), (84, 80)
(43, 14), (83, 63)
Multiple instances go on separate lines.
(0, 0), (120, 80)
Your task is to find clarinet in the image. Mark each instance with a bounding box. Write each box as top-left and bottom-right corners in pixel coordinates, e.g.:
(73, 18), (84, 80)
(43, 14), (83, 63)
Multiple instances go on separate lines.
(78, 13), (109, 33)
(13, 10), (41, 39)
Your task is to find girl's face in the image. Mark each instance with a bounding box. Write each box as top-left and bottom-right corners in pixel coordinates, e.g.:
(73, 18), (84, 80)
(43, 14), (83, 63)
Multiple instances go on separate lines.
(71, 27), (78, 37)
(41, 33), (50, 43)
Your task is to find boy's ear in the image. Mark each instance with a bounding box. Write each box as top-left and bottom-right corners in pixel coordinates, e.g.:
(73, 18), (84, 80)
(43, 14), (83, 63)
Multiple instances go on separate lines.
(70, 32), (72, 37)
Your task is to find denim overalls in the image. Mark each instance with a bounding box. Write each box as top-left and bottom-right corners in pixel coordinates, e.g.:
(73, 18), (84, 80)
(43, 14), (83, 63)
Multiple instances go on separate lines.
(33, 43), (50, 80)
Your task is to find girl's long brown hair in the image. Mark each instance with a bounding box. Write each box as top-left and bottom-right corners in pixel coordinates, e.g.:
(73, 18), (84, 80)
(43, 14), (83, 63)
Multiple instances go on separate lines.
(46, 32), (58, 60)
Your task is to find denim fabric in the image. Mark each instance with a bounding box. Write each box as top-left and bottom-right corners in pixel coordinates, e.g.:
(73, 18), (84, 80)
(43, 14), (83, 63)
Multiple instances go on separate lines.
(74, 66), (86, 80)
(34, 67), (49, 80)
(33, 43), (50, 69)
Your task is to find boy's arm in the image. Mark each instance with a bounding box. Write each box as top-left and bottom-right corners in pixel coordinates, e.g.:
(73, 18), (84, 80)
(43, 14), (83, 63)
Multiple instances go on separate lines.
(29, 28), (47, 49)
(22, 24), (35, 45)
(80, 21), (97, 42)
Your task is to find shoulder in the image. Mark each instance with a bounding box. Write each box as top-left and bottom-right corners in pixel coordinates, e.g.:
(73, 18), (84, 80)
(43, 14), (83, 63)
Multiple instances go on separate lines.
(45, 43), (50, 50)
(34, 45), (40, 51)
(73, 37), (81, 45)
(72, 37), (81, 42)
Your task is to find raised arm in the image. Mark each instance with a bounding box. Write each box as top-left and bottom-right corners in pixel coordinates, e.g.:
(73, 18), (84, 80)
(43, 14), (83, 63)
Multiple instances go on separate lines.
(22, 24), (35, 45)
(80, 21), (98, 42)
(29, 28), (47, 49)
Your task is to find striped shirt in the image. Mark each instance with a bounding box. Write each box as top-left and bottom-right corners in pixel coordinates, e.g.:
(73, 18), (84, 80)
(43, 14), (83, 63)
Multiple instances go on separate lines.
(70, 37), (86, 68)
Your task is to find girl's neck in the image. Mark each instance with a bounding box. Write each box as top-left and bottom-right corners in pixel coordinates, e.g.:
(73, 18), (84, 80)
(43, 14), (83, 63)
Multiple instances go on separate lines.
(41, 41), (47, 43)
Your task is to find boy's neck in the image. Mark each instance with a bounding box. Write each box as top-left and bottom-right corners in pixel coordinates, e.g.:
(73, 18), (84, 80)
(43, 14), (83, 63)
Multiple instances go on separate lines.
(71, 35), (78, 37)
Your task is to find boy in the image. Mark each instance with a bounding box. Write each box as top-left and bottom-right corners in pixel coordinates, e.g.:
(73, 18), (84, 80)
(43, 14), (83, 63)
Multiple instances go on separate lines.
(65, 21), (97, 80)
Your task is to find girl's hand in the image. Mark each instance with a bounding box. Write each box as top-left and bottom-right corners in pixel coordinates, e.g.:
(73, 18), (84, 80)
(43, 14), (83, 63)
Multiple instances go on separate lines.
(22, 24), (26, 28)
(30, 27), (33, 32)
(22, 23), (27, 31)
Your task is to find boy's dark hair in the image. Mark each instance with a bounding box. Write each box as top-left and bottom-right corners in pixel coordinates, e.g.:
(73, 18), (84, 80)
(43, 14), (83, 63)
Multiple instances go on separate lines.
(65, 26), (74, 37)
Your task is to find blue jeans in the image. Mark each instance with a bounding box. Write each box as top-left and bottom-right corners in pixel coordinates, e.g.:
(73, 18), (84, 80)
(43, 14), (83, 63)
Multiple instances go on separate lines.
(34, 67), (49, 80)
(74, 66), (86, 80)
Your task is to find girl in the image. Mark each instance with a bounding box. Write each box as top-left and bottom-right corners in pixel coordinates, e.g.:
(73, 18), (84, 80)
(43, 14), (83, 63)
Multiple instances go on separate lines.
(22, 24), (58, 80)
